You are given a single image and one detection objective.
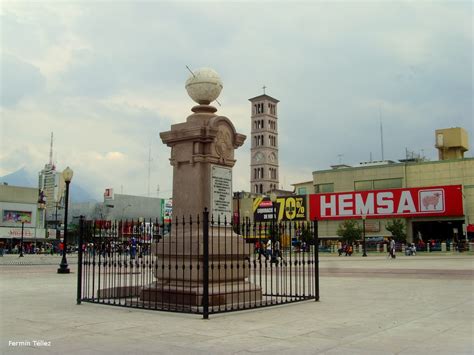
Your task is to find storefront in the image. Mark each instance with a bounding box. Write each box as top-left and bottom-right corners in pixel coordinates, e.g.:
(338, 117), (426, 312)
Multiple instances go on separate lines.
(309, 184), (466, 243)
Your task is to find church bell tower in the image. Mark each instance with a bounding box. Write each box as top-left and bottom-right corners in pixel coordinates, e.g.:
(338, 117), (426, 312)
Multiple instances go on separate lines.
(249, 91), (279, 194)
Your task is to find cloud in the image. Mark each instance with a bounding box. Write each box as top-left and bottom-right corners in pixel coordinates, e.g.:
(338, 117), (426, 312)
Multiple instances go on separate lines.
(0, 54), (46, 106)
(0, 1), (472, 201)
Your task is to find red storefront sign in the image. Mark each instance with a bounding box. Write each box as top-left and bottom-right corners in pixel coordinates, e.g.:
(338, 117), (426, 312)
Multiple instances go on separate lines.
(309, 185), (463, 220)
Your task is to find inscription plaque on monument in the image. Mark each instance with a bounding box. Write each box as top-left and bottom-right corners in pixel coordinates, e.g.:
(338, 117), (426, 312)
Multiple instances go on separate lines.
(211, 165), (232, 223)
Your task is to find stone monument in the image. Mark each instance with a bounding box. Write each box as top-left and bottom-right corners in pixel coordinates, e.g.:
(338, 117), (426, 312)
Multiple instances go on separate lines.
(140, 68), (262, 308)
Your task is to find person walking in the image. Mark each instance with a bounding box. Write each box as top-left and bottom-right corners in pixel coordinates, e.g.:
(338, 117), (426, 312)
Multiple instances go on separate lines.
(389, 237), (396, 259)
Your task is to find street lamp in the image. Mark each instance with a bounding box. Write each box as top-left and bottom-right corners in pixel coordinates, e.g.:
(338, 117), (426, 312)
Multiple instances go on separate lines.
(55, 200), (62, 240)
(362, 215), (367, 257)
(38, 201), (46, 251)
(58, 166), (73, 274)
(270, 192), (277, 262)
(19, 219), (26, 257)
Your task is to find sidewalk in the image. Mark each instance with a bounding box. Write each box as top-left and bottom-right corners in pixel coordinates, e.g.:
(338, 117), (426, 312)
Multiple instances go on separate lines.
(0, 255), (472, 354)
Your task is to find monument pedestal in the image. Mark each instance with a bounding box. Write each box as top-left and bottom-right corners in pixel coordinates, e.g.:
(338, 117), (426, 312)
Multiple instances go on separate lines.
(140, 228), (262, 308)
(142, 68), (262, 309)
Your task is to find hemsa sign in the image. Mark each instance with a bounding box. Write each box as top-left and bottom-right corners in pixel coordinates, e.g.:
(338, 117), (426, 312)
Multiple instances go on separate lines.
(309, 185), (463, 220)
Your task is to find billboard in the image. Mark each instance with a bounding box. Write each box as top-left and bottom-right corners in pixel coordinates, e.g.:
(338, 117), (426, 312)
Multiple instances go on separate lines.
(309, 185), (463, 220)
(2, 210), (32, 224)
(253, 195), (307, 222)
(162, 198), (172, 223)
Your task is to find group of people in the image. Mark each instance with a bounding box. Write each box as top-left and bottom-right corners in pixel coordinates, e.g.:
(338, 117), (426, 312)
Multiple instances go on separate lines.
(0, 242), (63, 256)
(337, 244), (353, 256)
(404, 243), (417, 256)
(254, 239), (283, 263)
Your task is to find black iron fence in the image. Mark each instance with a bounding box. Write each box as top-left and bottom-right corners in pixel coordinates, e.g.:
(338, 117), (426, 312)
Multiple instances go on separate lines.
(77, 210), (319, 318)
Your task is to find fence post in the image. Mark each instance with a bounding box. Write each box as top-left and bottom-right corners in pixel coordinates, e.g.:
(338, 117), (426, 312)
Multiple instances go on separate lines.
(202, 208), (210, 319)
(76, 215), (84, 305)
(313, 219), (319, 301)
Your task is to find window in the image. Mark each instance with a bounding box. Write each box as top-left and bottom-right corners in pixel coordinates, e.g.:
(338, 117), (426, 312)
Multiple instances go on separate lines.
(354, 180), (373, 191)
(315, 183), (334, 193)
(373, 178), (403, 189)
(354, 178), (403, 191)
(298, 187), (307, 195)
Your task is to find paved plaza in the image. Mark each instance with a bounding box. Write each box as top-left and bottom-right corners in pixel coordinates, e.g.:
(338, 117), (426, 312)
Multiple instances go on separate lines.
(0, 253), (472, 354)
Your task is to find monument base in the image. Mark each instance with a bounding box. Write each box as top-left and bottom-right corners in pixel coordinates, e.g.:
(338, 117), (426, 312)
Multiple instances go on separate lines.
(140, 280), (262, 307)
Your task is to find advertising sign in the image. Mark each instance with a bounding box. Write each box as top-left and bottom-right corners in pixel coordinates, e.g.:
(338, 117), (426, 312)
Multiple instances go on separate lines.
(309, 185), (463, 220)
(253, 195), (307, 222)
(2, 211), (32, 224)
(162, 199), (172, 223)
(104, 188), (114, 201)
(210, 165), (232, 223)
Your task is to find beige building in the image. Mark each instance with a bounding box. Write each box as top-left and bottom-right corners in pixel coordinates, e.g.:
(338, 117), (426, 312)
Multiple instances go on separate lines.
(0, 184), (53, 248)
(293, 127), (474, 243)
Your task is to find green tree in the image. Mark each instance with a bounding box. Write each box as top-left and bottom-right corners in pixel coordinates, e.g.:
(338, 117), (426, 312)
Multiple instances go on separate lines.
(300, 226), (314, 245)
(385, 219), (407, 243)
(337, 220), (361, 244)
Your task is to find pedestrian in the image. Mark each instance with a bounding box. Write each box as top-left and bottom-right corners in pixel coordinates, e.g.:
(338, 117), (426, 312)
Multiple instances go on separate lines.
(266, 239), (272, 260)
(389, 237), (396, 259)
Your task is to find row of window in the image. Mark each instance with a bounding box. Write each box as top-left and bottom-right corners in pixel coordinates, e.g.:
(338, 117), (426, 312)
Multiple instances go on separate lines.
(253, 102), (277, 116)
(254, 183), (277, 194)
(253, 167), (278, 180)
(313, 178), (403, 193)
(253, 119), (277, 131)
(254, 135), (277, 147)
(354, 178), (403, 191)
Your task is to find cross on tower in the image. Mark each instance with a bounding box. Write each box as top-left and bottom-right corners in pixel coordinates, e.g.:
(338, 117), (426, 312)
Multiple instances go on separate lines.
(262, 85), (266, 95)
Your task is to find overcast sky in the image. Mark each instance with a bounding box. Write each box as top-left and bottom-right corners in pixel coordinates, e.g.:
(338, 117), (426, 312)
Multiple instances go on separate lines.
(1, 1), (472, 200)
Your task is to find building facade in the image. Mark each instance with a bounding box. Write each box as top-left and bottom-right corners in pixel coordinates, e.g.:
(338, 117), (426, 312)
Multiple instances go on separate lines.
(0, 185), (53, 250)
(38, 162), (64, 226)
(293, 128), (473, 243)
(307, 158), (473, 242)
(70, 189), (165, 222)
(249, 94), (280, 194)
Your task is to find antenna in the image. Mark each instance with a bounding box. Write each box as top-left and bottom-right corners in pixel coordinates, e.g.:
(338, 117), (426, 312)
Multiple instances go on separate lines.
(157, 184), (160, 197)
(379, 106), (384, 161)
(337, 154), (344, 164)
(185, 65), (195, 77)
(49, 132), (54, 165)
(185, 65), (221, 106)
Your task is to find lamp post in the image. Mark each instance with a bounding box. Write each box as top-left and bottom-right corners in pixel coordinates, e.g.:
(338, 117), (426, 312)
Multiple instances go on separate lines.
(58, 166), (73, 274)
(38, 201), (46, 251)
(270, 192), (277, 262)
(55, 201), (62, 240)
(19, 220), (25, 257)
(362, 215), (367, 257)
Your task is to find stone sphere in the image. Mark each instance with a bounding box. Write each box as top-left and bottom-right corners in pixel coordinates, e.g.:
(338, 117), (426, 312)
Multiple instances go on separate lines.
(185, 67), (223, 105)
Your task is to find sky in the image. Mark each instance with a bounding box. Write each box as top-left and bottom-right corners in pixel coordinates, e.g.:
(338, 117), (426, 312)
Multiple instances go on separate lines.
(1, 0), (472, 200)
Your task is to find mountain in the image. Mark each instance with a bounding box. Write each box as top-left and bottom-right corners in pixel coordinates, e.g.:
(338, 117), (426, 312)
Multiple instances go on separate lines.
(0, 167), (36, 187)
(0, 167), (97, 203)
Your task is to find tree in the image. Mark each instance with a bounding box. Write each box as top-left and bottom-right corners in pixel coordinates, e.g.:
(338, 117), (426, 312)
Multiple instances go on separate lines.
(300, 225), (314, 245)
(386, 219), (407, 243)
(337, 220), (361, 244)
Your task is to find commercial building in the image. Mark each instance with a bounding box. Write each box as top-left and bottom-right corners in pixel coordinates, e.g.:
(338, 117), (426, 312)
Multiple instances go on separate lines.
(70, 188), (165, 222)
(0, 184), (55, 251)
(38, 133), (65, 227)
(293, 127), (473, 243)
